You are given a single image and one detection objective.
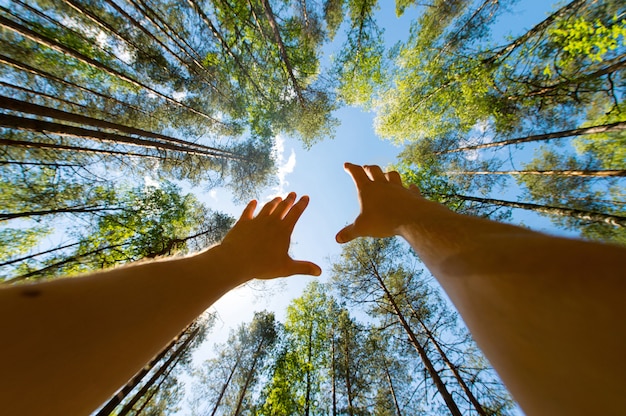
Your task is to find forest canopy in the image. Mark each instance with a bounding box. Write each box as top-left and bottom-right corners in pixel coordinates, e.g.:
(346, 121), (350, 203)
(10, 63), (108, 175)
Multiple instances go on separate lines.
(1, 0), (624, 414)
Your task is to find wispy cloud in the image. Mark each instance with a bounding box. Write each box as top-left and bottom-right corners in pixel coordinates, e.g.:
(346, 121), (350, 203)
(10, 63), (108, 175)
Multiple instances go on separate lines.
(268, 135), (296, 198)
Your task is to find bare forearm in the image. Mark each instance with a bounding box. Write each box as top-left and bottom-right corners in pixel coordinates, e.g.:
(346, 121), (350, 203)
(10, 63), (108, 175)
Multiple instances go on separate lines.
(0, 246), (241, 416)
(399, 204), (626, 415)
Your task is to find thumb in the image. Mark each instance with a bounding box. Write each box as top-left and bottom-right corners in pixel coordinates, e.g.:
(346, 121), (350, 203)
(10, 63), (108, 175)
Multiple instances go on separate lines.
(336, 223), (358, 244)
(290, 260), (322, 276)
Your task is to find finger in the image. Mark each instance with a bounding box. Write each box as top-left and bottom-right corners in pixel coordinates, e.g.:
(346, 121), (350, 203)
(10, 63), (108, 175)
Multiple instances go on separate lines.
(385, 170), (403, 185)
(344, 162), (370, 188)
(258, 196), (282, 216)
(336, 223), (358, 244)
(239, 200), (257, 221)
(409, 184), (422, 196)
(283, 195), (309, 230)
(289, 259), (322, 276)
(273, 192), (296, 219)
(363, 165), (386, 181)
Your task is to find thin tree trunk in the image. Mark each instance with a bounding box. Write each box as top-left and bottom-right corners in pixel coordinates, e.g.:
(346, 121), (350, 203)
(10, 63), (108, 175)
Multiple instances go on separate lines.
(446, 169), (626, 177)
(0, 241), (81, 268)
(410, 308), (487, 416)
(0, 137), (168, 161)
(436, 121), (626, 154)
(0, 80), (93, 114)
(186, 0), (266, 98)
(259, 0), (305, 104)
(95, 328), (188, 416)
(483, 0), (586, 65)
(453, 194), (626, 227)
(209, 350), (243, 416)
(7, 242), (130, 283)
(331, 329), (337, 416)
(305, 322), (313, 416)
(116, 326), (201, 416)
(0, 96), (244, 159)
(0, 205), (120, 221)
(383, 362), (402, 416)
(344, 331), (354, 416)
(0, 160), (80, 168)
(371, 264), (462, 416)
(233, 339), (265, 416)
(0, 54), (148, 116)
(0, 15), (223, 125)
(0, 113), (237, 160)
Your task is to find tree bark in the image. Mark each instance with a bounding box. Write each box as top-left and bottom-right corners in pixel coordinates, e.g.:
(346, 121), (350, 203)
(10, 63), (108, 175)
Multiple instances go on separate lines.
(209, 349), (243, 416)
(453, 194), (626, 227)
(233, 339), (265, 416)
(0, 15), (223, 125)
(436, 121), (626, 154)
(371, 263), (463, 416)
(0, 96), (244, 159)
(446, 169), (626, 177)
(95, 328), (188, 416)
(116, 326), (201, 416)
(0, 113), (238, 160)
(0, 54), (148, 115)
(384, 362), (402, 416)
(0, 241), (81, 268)
(0, 205), (120, 221)
(259, 0), (305, 104)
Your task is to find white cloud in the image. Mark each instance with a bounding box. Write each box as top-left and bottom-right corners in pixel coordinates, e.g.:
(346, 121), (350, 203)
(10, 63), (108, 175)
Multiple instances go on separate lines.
(209, 189), (218, 200)
(144, 175), (160, 188)
(268, 135), (296, 198)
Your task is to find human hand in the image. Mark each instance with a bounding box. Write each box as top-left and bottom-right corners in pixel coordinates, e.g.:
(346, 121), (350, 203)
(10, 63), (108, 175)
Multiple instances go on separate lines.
(336, 163), (433, 243)
(219, 192), (321, 281)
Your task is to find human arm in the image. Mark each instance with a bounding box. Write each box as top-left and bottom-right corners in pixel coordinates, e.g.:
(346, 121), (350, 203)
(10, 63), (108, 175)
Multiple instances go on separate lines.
(0, 192), (320, 416)
(336, 163), (626, 416)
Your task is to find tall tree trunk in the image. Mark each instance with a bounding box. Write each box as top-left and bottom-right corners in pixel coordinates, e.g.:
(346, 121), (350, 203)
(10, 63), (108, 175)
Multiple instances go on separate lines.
(7, 242), (131, 283)
(209, 350), (243, 416)
(186, 0), (266, 98)
(343, 329), (354, 416)
(436, 121), (626, 154)
(331, 330), (337, 416)
(233, 339), (265, 416)
(0, 137), (168, 161)
(0, 54), (148, 115)
(0, 113), (238, 160)
(0, 241), (81, 268)
(0, 96), (244, 159)
(0, 205), (120, 221)
(446, 169), (626, 177)
(383, 361), (402, 416)
(116, 326), (201, 416)
(0, 15), (223, 125)
(0, 80), (94, 114)
(259, 0), (305, 104)
(409, 308), (487, 416)
(483, 0), (586, 65)
(95, 327), (188, 416)
(371, 264), (462, 416)
(451, 194), (626, 227)
(305, 322), (313, 416)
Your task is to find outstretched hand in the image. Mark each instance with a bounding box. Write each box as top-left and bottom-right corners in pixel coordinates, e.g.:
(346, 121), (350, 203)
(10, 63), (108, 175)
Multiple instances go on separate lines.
(336, 163), (430, 243)
(219, 192), (321, 281)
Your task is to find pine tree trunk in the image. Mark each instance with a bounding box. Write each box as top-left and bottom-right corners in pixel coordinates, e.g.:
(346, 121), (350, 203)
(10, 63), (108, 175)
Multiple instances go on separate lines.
(0, 15), (222, 124)
(116, 326), (201, 416)
(259, 0), (305, 104)
(371, 264), (463, 416)
(305, 323), (313, 416)
(384, 363), (402, 416)
(410, 309), (487, 416)
(95, 329), (187, 416)
(343, 332), (354, 416)
(0, 54), (148, 115)
(0, 137), (167, 161)
(446, 169), (626, 177)
(209, 350), (243, 416)
(453, 194), (626, 227)
(233, 338), (265, 416)
(0, 205), (119, 221)
(0, 113), (236, 160)
(436, 121), (626, 154)
(0, 96), (244, 159)
(0, 241), (81, 268)
(331, 331), (337, 416)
